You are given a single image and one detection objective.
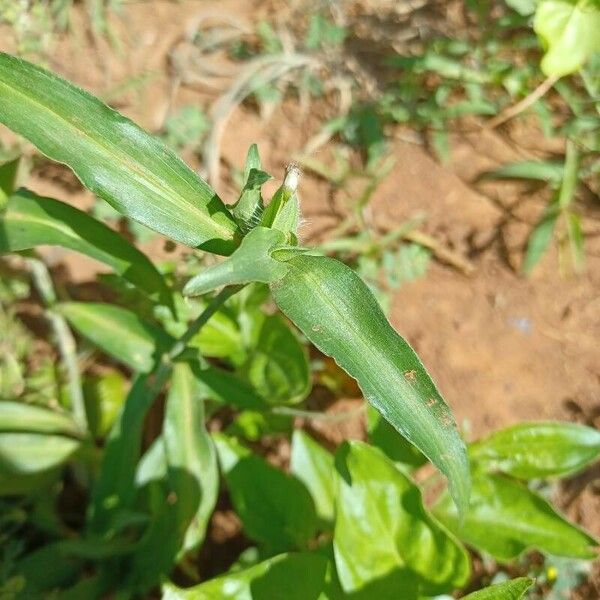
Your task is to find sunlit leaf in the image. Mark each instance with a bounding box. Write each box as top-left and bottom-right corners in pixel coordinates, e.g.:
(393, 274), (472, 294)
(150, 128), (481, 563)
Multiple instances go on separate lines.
(434, 473), (598, 561)
(463, 577), (533, 600)
(470, 421), (600, 479)
(163, 552), (328, 599)
(0, 189), (170, 304)
(0, 53), (240, 253)
(270, 254), (470, 514)
(333, 441), (470, 596)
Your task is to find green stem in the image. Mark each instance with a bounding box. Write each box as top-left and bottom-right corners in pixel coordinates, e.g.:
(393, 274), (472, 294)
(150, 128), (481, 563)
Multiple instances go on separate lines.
(167, 284), (244, 361)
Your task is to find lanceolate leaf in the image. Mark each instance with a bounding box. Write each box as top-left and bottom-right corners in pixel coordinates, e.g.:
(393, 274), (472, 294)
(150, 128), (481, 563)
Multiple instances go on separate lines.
(470, 421), (600, 479)
(270, 254), (470, 514)
(163, 362), (218, 554)
(0, 53), (240, 253)
(434, 473), (598, 561)
(56, 302), (172, 372)
(183, 227), (288, 297)
(522, 200), (559, 274)
(0, 189), (170, 304)
(162, 552), (328, 600)
(463, 577), (533, 600)
(333, 441), (470, 596)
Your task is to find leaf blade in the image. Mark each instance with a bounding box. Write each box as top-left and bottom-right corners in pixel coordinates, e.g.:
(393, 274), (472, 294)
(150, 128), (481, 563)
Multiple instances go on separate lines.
(0, 53), (240, 253)
(270, 254), (470, 514)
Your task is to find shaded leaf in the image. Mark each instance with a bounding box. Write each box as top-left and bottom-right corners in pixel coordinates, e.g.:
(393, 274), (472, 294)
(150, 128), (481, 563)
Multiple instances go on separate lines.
(522, 202), (559, 274)
(270, 254), (470, 514)
(470, 421), (600, 479)
(214, 434), (317, 552)
(240, 313), (310, 405)
(434, 473), (598, 561)
(479, 160), (564, 183)
(0, 53), (240, 253)
(366, 405), (426, 470)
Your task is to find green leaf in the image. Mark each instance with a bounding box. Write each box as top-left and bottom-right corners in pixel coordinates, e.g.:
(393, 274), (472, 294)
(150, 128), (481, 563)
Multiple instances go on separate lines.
(270, 254), (470, 514)
(333, 441), (470, 596)
(0, 154), (20, 206)
(479, 160), (564, 183)
(163, 362), (218, 554)
(534, 0), (600, 76)
(290, 430), (335, 524)
(162, 552), (328, 599)
(232, 144), (269, 233)
(56, 302), (172, 372)
(90, 368), (171, 531)
(470, 421), (600, 479)
(194, 364), (266, 411)
(366, 405), (426, 470)
(567, 211), (585, 271)
(434, 473), (598, 561)
(0, 400), (81, 437)
(0, 53), (240, 253)
(190, 309), (242, 360)
(0, 189), (171, 304)
(463, 577), (534, 600)
(0, 433), (79, 475)
(214, 434), (317, 552)
(240, 313), (310, 405)
(522, 201), (560, 274)
(183, 227), (288, 297)
(83, 371), (127, 439)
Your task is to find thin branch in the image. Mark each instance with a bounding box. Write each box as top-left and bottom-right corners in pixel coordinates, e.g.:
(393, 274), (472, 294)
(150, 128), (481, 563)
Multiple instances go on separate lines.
(485, 75), (560, 130)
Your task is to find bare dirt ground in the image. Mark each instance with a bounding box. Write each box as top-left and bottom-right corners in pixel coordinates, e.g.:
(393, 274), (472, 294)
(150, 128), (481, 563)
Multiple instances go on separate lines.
(2, 0), (599, 587)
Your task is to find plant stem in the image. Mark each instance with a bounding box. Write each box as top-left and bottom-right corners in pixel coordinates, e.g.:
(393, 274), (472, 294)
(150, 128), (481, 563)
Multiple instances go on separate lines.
(167, 284), (244, 361)
(27, 258), (87, 432)
(485, 74), (560, 130)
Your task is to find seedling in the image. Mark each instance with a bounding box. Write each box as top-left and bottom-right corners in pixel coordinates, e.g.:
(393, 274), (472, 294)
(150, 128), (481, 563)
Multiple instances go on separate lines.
(0, 53), (598, 599)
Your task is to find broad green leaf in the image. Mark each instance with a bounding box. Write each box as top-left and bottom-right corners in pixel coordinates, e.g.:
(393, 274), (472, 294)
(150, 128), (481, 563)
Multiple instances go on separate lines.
(270, 254), (470, 514)
(56, 302), (172, 372)
(0, 53), (240, 253)
(434, 473), (598, 561)
(0, 400), (81, 437)
(470, 421), (600, 479)
(290, 430), (335, 523)
(479, 160), (564, 183)
(522, 201), (559, 274)
(240, 313), (310, 405)
(0, 189), (171, 304)
(333, 441), (470, 596)
(463, 577), (534, 600)
(214, 434), (317, 552)
(366, 405), (426, 470)
(505, 0), (537, 15)
(162, 552), (328, 599)
(0, 432), (79, 474)
(534, 0), (600, 76)
(183, 227), (288, 297)
(163, 362), (218, 554)
(90, 369), (171, 531)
